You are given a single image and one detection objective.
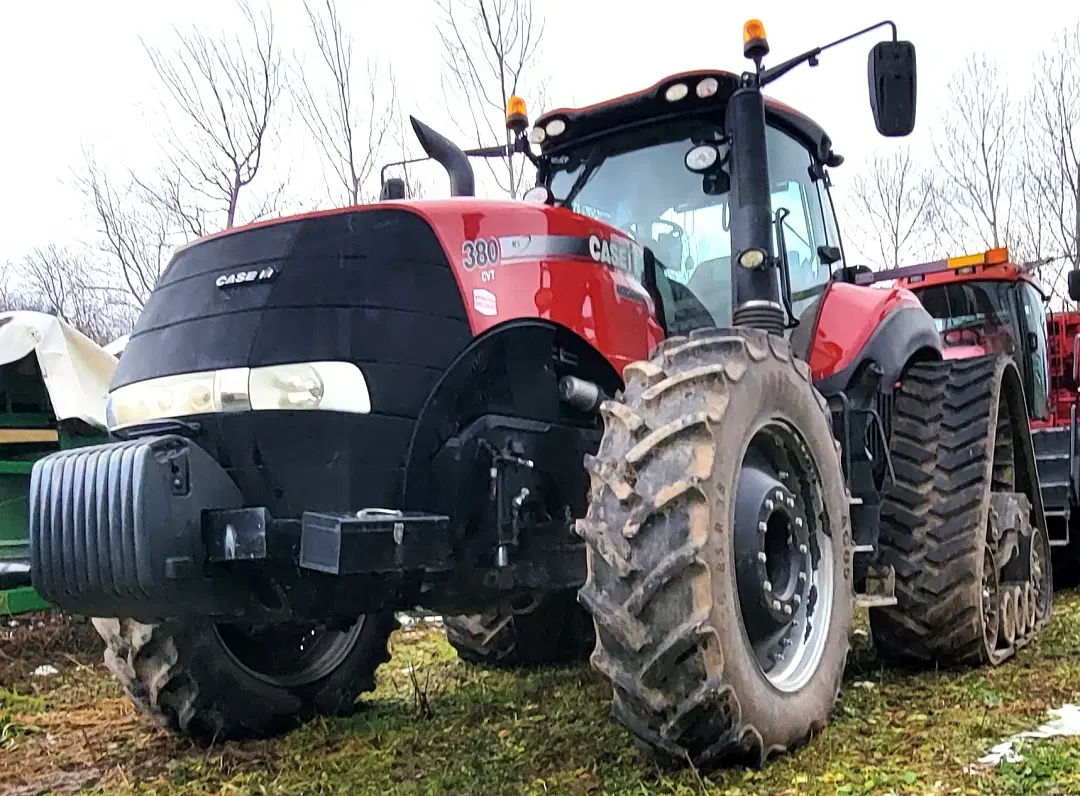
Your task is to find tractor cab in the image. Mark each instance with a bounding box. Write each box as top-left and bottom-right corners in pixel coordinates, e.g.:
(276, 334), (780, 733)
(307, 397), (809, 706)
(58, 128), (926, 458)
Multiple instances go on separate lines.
(857, 247), (1053, 422)
(520, 71), (847, 337)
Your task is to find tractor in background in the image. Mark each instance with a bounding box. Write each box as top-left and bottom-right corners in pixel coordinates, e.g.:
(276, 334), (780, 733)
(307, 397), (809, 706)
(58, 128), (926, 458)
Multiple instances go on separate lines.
(856, 251), (1080, 579)
(25, 17), (1052, 773)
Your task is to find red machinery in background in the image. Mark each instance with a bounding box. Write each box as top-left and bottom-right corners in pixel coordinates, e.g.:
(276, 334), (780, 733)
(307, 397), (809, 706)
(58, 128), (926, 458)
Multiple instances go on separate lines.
(859, 249), (1080, 552)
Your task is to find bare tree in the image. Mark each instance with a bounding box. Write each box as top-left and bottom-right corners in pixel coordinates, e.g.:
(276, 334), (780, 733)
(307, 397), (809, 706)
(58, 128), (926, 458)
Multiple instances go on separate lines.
(292, 0), (398, 206)
(436, 0), (546, 198)
(13, 245), (137, 345)
(75, 152), (185, 307)
(847, 147), (938, 269)
(142, 0), (284, 229)
(1024, 23), (1080, 293)
(932, 54), (1018, 252)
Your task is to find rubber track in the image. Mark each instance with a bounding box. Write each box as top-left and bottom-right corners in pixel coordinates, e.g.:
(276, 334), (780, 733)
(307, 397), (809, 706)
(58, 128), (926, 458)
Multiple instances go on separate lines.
(94, 614), (396, 742)
(576, 327), (847, 770)
(871, 355), (1049, 666)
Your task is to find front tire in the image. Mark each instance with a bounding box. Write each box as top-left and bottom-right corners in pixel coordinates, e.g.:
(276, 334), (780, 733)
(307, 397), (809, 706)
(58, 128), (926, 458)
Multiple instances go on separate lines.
(577, 328), (853, 770)
(92, 612), (397, 742)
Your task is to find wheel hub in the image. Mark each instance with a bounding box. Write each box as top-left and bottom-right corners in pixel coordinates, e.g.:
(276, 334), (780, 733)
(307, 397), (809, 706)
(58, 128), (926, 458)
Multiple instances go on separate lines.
(757, 483), (811, 621)
(732, 424), (833, 692)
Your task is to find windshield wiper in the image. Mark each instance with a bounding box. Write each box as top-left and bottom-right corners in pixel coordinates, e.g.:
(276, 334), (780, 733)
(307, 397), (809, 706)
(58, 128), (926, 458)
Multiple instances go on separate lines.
(557, 146), (608, 209)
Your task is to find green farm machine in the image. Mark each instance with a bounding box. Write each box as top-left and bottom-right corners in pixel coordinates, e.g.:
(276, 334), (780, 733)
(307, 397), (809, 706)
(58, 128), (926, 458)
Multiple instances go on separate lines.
(0, 312), (114, 615)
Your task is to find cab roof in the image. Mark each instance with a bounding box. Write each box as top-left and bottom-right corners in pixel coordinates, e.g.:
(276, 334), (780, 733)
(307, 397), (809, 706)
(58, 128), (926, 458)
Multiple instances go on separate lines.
(533, 70), (838, 165)
(855, 247), (1050, 299)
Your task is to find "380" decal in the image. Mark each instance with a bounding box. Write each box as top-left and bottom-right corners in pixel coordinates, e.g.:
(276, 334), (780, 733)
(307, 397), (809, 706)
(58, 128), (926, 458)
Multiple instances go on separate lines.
(461, 237), (500, 269)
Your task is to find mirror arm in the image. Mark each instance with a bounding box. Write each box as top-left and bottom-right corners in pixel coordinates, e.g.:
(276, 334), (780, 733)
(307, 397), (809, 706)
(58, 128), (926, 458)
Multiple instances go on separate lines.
(758, 20), (898, 87)
(379, 156), (430, 186)
(463, 133), (539, 166)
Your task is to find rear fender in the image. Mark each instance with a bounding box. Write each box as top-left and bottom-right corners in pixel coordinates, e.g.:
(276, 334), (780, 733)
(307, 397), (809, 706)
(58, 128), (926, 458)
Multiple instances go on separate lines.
(810, 282), (942, 396)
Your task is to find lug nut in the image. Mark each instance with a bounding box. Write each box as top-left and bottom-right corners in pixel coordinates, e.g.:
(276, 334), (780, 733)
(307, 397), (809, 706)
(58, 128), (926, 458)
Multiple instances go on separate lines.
(795, 517), (804, 528)
(794, 594), (802, 605)
(775, 490), (785, 501)
(787, 497), (795, 508)
(765, 499), (775, 511)
(758, 551), (768, 563)
(783, 604), (793, 615)
(772, 600), (782, 611)
(776, 652), (785, 662)
(799, 544), (808, 554)
(782, 637), (792, 647)
(798, 572), (807, 582)
(758, 521), (768, 533)
(763, 580), (772, 592)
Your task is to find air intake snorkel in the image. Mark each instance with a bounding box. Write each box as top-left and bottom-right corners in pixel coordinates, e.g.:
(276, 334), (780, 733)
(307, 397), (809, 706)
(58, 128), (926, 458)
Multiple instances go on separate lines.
(409, 116), (476, 197)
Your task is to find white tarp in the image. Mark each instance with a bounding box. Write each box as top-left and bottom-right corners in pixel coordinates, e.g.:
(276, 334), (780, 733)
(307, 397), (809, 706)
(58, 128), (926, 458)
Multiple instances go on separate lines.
(103, 334), (128, 357)
(0, 311), (117, 429)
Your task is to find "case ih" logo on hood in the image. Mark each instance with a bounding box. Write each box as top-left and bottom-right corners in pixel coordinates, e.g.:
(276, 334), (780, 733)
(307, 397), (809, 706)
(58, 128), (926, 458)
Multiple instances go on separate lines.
(588, 234), (635, 271)
(216, 267), (277, 289)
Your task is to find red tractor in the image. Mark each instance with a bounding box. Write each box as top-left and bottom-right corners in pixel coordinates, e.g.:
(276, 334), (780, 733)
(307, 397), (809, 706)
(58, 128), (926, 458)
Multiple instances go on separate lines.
(27, 19), (1052, 771)
(859, 250), (1080, 574)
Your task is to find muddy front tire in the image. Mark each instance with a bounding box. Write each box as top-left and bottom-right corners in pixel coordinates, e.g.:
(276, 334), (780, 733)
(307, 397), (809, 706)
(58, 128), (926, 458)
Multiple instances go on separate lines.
(577, 328), (853, 770)
(92, 612), (397, 743)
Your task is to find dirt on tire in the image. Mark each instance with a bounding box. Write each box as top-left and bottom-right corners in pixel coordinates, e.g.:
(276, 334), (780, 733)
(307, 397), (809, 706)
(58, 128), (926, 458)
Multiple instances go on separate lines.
(444, 590), (594, 667)
(576, 327), (853, 771)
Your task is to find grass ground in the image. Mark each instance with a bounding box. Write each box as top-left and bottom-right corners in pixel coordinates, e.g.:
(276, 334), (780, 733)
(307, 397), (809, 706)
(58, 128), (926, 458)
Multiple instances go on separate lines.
(3, 595), (1080, 796)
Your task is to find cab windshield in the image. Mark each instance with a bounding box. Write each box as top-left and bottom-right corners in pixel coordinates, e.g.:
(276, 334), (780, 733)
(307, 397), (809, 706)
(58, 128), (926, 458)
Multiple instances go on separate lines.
(914, 278), (1050, 419)
(543, 118), (839, 334)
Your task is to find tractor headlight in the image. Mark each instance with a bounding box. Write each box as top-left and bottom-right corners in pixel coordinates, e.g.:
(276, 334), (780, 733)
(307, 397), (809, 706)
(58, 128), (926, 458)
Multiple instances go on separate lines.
(106, 361), (371, 431)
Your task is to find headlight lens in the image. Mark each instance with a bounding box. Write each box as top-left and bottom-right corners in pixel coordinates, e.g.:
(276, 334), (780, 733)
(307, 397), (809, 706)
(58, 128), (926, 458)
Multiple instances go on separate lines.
(249, 363), (324, 409)
(106, 361), (370, 431)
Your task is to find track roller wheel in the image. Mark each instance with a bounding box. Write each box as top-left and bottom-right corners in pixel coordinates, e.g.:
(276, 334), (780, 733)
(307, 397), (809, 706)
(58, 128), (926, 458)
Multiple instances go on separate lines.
(576, 328), (853, 771)
(444, 591), (594, 667)
(871, 355), (1053, 667)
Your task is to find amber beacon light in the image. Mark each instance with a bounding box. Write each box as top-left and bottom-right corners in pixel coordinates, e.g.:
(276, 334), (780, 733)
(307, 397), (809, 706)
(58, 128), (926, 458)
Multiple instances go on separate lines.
(505, 95), (529, 133)
(743, 18), (770, 60)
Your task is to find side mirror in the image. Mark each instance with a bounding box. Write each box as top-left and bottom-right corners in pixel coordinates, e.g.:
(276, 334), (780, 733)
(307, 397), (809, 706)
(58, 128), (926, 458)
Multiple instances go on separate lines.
(380, 177), (406, 201)
(868, 41), (917, 137)
(1069, 269), (1080, 302)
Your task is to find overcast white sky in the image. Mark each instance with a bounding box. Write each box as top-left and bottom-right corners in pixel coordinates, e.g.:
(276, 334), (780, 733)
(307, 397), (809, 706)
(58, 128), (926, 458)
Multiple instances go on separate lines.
(1, 0), (1078, 267)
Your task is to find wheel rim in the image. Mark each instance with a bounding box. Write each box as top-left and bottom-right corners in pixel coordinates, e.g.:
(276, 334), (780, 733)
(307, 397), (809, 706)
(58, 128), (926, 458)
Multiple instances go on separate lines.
(1030, 525), (1052, 621)
(733, 419), (834, 693)
(213, 616), (367, 688)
